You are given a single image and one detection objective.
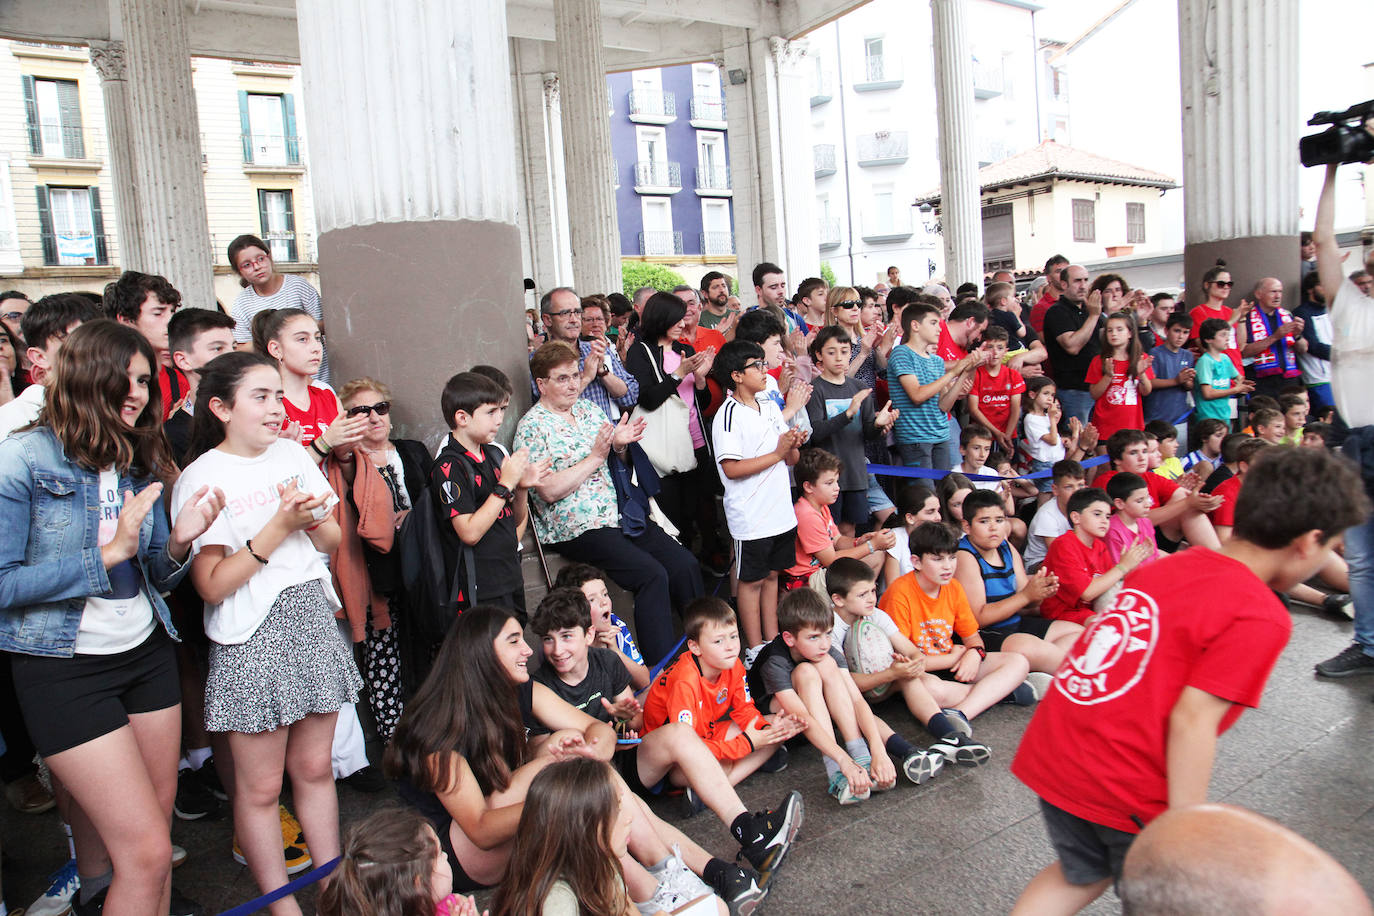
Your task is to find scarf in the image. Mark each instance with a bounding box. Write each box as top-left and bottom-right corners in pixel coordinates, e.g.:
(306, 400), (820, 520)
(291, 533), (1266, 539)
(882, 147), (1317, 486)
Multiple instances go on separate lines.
(1247, 306), (1299, 377)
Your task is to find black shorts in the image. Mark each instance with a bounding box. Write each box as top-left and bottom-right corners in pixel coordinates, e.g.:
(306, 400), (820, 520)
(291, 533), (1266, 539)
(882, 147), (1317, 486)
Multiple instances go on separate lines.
(614, 745), (666, 796)
(834, 490), (871, 527)
(438, 819), (489, 893)
(1038, 798), (1138, 885)
(10, 629), (181, 757)
(735, 528), (797, 583)
(977, 616), (1054, 651)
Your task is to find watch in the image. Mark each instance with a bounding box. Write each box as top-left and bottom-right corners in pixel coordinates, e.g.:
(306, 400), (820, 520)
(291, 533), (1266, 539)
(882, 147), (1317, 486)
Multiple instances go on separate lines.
(596, 364), (611, 377)
(492, 483), (516, 502)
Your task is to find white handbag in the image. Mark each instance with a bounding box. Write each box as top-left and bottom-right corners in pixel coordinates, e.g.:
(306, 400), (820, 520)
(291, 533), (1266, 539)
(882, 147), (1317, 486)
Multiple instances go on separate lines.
(629, 341), (699, 477)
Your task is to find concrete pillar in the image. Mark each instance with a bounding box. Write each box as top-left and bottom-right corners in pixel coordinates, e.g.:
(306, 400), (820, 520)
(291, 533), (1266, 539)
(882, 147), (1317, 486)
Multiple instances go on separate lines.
(512, 48), (573, 295)
(553, 0), (621, 297)
(114, 0), (216, 308)
(88, 40), (145, 273)
(723, 33), (820, 300)
(931, 0), (983, 288)
(295, 0), (526, 443)
(1179, 0), (1300, 307)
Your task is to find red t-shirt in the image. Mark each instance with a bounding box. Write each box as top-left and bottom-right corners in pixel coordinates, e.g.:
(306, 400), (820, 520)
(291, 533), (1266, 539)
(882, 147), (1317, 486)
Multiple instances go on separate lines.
(1187, 304), (1243, 372)
(970, 365), (1026, 435)
(1030, 290), (1057, 336)
(1208, 474), (1243, 528)
(1012, 548), (1291, 832)
(158, 365), (190, 421)
(1084, 359), (1154, 440)
(1094, 469), (1180, 508)
(283, 382), (339, 447)
(678, 327), (726, 417)
(1039, 531), (1112, 624)
(937, 324), (968, 363)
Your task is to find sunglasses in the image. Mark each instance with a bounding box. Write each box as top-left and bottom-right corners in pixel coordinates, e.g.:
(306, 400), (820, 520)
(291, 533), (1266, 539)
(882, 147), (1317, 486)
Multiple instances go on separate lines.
(1211, 280), (1234, 288)
(835, 300), (862, 308)
(346, 401), (391, 418)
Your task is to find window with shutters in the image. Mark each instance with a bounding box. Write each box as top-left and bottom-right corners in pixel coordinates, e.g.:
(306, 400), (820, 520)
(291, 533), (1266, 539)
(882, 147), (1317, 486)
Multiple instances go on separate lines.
(257, 189), (297, 262)
(238, 92), (300, 165)
(36, 185), (106, 266)
(1072, 198), (1096, 243)
(1126, 202), (1146, 244)
(21, 77), (85, 160)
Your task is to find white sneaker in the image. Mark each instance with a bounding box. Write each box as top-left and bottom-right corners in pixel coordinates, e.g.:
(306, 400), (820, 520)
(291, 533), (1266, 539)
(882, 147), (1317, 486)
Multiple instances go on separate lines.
(637, 844), (713, 914)
(1025, 672), (1054, 701)
(28, 858), (79, 916)
(743, 644), (766, 670)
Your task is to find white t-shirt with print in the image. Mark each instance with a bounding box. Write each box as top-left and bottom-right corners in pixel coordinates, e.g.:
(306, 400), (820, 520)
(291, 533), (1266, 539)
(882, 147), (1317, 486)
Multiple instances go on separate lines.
(1023, 499), (1069, 570)
(171, 438), (340, 645)
(74, 468), (157, 654)
(712, 394), (797, 541)
(1331, 278), (1374, 427)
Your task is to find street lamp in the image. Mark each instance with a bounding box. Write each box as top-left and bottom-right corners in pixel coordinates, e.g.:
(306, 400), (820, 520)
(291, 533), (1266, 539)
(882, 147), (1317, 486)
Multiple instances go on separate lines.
(917, 202), (942, 235)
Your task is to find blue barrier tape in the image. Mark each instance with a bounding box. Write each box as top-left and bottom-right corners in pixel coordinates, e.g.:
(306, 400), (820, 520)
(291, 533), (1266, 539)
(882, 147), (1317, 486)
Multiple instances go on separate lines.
(868, 454), (1110, 482)
(217, 857), (341, 916)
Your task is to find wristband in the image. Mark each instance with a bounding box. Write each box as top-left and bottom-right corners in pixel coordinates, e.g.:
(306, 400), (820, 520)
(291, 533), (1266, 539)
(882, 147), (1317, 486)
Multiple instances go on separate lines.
(310, 438), (329, 457)
(245, 540), (269, 565)
(492, 483), (516, 503)
(966, 645), (987, 661)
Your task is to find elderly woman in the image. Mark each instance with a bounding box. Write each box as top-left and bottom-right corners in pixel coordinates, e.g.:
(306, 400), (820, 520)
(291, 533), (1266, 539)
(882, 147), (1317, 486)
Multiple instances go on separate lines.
(332, 378), (431, 738)
(515, 342), (702, 662)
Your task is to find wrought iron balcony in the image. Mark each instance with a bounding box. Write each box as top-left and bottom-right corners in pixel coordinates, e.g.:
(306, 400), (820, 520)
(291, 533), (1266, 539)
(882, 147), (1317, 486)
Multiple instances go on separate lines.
(627, 89), (676, 123)
(639, 231), (684, 257)
(856, 131), (908, 166)
(694, 165), (732, 194)
(818, 218), (842, 249)
(701, 231), (736, 256)
(633, 160), (682, 192)
(814, 144), (837, 178)
(689, 95), (727, 124)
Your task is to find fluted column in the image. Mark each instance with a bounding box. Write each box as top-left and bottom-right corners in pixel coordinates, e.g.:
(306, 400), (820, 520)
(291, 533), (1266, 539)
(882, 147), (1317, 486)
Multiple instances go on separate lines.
(931, 0), (982, 288)
(115, 0), (215, 308)
(296, 0), (527, 441)
(554, 0), (621, 297)
(1179, 0), (1300, 305)
(88, 40), (144, 273)
(768, 37), (821, 284)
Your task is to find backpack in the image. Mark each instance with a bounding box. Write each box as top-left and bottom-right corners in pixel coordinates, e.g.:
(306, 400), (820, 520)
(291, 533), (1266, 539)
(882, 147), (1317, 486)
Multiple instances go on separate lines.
(396, 479), (477, 652)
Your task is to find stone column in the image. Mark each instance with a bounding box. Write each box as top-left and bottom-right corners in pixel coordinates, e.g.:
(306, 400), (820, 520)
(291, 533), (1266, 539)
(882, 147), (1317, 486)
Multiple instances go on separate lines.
(553, 0), (621, 297)
(931, 0), (983, 288)
(295, 0), (526, 443)
(512, 51), (573, 295)
(1179, 0), (1300, 306)
(116, 0), (215, 308)
(724, 33), (820, 300)
(88, 40), (144, 272)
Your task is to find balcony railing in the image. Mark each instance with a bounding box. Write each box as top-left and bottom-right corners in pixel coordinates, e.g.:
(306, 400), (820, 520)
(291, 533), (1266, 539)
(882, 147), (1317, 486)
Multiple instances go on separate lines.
(633, 160), (682, 191)
(611, 157), (620, 189)
(861, 210), (914, 243)
(701, 231), (735, 256)
(810, 73), (832, 107)
(818, 218), (842, 250)
(241, 132), (301, 166)
(689, 96), (726, 123)
(856, 56), (903, 89)
(36, 124), (85, 160)
(972, 60), (1004, 99)
(40, 231), (109, 266)
(856, 131), (908, 166)
(814, 144), (837, 178)
(627, 90), (676, 123)
(694, 165), (731, 193)
(639, 231), (684, 257)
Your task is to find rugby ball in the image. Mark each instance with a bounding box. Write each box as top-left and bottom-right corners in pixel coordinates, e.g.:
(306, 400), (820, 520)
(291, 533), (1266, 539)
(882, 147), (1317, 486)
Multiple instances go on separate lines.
(845, 617), (895, 701)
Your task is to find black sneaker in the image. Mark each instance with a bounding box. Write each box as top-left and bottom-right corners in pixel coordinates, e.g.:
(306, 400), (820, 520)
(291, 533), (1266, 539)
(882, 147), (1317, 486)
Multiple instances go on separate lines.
(72, 887), (106, 916)
(1316, 643), (1374, 678)
(1323, 593), (1355, 620)
(174, 768), (223, 821)
(737, 790), (803, 875)
(339, 764), (387, 793)
(1000, 681), (1038, 706)
(195, 758), (228, 801)
(707, 863), (769, 916)
(681, 786), (707, 819)
(756, 745), (789, 774)
(929, 733), (992, 767)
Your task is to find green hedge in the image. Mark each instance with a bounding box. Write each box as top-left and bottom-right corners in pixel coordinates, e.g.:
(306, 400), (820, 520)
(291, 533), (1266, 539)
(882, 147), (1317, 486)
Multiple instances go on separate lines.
(621, 262), (686, 300)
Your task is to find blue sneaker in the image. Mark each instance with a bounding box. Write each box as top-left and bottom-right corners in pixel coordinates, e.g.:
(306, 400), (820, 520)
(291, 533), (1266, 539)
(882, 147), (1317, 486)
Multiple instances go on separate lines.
(29, 858), (79, 916)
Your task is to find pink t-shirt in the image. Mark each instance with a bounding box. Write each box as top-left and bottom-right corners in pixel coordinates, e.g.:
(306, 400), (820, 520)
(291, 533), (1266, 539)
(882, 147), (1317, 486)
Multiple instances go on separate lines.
(1104, 513), (1160, 566)
(789, 498), (838, 577)
(662, 349), (706, 449)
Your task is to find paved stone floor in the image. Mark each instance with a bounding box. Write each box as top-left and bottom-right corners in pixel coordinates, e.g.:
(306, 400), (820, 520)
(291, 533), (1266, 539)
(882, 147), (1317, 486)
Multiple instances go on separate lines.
(3, 603), (1371, 915)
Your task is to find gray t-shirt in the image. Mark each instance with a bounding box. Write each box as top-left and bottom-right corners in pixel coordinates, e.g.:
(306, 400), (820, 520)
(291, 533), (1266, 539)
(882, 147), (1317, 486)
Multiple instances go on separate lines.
(747, 633), (846, 710)
(231, 274), (330, 383)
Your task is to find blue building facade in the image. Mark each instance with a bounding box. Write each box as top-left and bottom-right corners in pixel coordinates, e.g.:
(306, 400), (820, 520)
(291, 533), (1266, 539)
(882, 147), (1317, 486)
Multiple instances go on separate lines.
(607, 64), (736, 264)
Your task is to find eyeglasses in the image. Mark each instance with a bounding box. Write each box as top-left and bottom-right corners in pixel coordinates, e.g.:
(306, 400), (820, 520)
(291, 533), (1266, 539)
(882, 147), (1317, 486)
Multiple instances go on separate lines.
(1, 311), (22, 323)
(238, 255), (270, 271)
(546, 309), (579, 319)
(346, 401), (391, 418)
(835, 300), (862, 308)
(1211, 280), (1234, 288)
(741, 359), (765, 373)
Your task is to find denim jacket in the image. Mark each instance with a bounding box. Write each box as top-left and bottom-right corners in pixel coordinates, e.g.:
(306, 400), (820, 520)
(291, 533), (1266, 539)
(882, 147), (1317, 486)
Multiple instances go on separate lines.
(0, 426), (188, 657)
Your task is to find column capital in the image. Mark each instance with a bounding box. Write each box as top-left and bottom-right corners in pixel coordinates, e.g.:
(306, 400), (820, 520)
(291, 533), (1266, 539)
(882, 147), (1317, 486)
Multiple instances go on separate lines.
(88, 40), (128, 83)
(542, 72), (560, 105)
(768, 36), (809, 73)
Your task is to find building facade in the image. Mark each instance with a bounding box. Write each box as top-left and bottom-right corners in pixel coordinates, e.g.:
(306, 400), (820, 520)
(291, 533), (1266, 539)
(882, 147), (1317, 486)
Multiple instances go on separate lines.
(0, 40), (319, 306)
(607, 62), (737, 287)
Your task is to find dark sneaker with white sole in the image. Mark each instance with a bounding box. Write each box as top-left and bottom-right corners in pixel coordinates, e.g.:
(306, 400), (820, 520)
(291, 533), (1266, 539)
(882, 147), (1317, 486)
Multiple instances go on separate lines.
(736, 790), (804, 876)
(708, 863), (769, 916)
(902, 749), (945, 785)
(929, 732), (992, 767)
(1316, 643), (1374, 678)
(1323, 593), (1355, 619)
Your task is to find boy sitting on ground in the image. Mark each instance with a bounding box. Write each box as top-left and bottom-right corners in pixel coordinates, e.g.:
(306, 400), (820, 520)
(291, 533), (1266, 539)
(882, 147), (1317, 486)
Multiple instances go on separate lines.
(1143, 420), (1185, 481)
(1104, 472), (1163, 568)
(1023, 460), (1086, 573)
(1094, 429), (1224, 551)
(642, 598), (806, 782)
(878, 522), (1036, 722)
(554, 562), (650, 690)
(530, 588), (804, 882)
(747, 589), (948, 805)
(1039, 488), (1153, 624)
(953, 489), (1082, 687)
(1010, 448), (1368, 915)
(787, 448), (894, 586)
(826, 558), (993, 758)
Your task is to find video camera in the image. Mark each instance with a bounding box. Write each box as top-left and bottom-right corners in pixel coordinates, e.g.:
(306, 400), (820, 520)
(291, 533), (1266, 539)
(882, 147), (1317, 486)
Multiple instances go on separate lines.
(1300, 100), (1374, 167)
